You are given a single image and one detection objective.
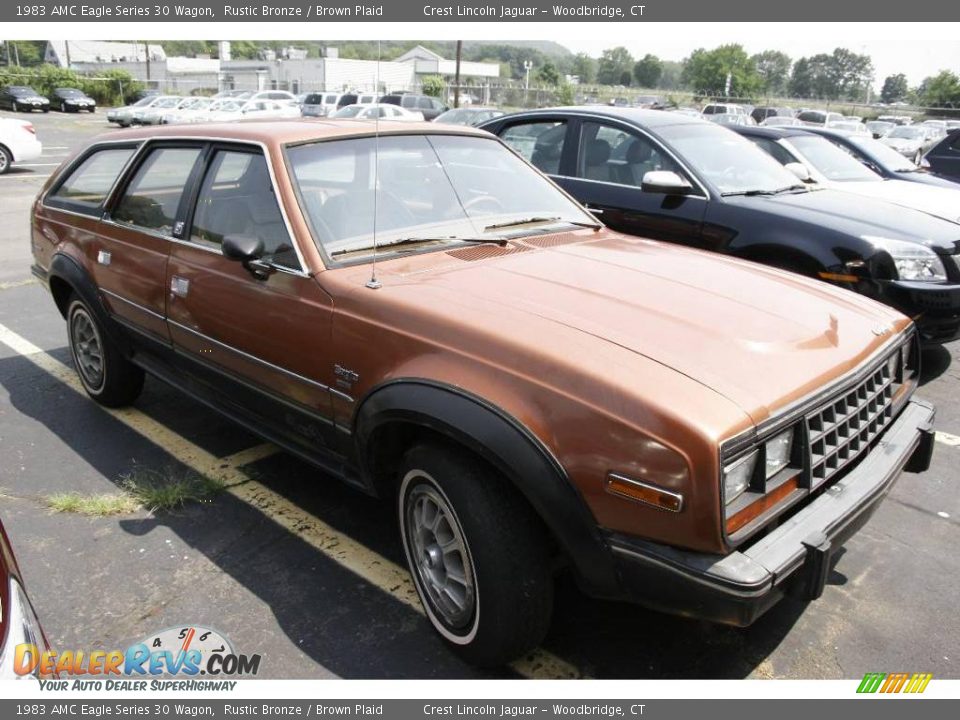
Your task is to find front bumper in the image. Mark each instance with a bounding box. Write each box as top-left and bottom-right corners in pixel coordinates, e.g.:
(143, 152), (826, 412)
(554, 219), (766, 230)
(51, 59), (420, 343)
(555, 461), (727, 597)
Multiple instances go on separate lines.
(881, 279), (960, 344)
(606, 398), (935, 627)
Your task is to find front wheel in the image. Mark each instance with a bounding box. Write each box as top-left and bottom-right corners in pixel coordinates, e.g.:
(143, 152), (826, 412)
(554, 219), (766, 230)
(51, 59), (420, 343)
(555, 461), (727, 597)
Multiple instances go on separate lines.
(398, 444), (553, 666)
(0, 146), (11, 175)
(66, 296), (144, 407)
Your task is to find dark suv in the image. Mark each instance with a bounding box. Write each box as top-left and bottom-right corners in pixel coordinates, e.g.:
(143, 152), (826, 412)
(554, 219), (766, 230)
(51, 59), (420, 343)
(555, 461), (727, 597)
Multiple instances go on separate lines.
(924, 130), (960, 183)
(379, 93), (448, 121)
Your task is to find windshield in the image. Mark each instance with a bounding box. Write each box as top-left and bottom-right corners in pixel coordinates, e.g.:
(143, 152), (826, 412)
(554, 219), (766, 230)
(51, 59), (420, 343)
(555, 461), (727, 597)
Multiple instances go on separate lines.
(154, 97), (180, 108)
(219, 101), (243, 112)
(656, 123), (800, 195)
(332, 106), (364, 118)
(788, 136), (880, 182)
(57, 88), (83, 96)
(9, 87), (35, 96)
(288, 134), (596, 261)
(436, 108), (475, 123)
(847, 135), (918, 172)
(888, 127), (924, 140)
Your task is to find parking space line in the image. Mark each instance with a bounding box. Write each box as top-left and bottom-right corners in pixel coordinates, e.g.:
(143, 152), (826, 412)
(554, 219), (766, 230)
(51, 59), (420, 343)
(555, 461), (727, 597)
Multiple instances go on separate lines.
(219, 442), (281, 468)
(0, 321), (583, 679)
(0, 279), (38, 291)
(935, 431), (960, 448)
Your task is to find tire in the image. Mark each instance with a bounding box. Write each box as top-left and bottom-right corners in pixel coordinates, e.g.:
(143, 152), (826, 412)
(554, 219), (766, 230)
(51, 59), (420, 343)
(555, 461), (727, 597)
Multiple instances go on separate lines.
(12, 101), (19, 112)
(0, 146), (11, 175)
(398, 443), (553, 666)
(61, 102), (66, 112)
(66, 295), (144, 407)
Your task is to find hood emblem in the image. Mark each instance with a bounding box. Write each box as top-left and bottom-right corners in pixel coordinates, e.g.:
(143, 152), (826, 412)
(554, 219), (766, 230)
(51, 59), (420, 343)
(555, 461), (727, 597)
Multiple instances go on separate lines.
(872, 325), (891, 336)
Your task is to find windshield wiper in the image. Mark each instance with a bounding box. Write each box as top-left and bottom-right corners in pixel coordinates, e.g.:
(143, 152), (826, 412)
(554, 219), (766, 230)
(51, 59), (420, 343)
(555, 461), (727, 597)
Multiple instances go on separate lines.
(483, 216), (601, 231)
(722, 184), (808, 197)
(331, 235), (506, 256)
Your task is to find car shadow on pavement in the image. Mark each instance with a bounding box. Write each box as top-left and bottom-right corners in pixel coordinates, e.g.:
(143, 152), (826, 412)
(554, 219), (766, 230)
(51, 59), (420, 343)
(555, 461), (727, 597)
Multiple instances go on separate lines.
(919, 344), (953, 386)
(1, 348), (805, 679)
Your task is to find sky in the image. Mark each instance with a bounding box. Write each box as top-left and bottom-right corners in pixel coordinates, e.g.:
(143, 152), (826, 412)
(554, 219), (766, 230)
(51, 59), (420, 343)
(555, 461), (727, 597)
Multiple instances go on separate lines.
(24, 21), (960, 88)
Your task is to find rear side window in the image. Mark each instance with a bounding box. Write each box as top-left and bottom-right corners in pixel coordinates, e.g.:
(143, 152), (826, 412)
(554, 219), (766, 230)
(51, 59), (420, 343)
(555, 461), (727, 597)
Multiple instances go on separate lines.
(48, 147), (135, 214)
(190, 150), (299, 270)
(402, 96), (417, 109)
(112, 147), (202, 235)
(500, 120), (567, 174)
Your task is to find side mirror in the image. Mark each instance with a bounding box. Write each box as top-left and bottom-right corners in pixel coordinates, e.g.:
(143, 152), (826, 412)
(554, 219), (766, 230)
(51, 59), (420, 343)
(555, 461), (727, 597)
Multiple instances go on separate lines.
(222, 234), (264, 262)
(785, 162), (813, 182)
(641, 170), (693, 195)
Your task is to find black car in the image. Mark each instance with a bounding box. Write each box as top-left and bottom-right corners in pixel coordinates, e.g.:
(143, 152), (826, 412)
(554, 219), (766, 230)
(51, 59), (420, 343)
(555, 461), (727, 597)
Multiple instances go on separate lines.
(50, 87), (96, 113)
(924, 130), (960, 183)
(379, 93), (448, 121)
(798, 126), (960, 188)
(0, 86), (50, 113)
(480, 107), (960, 343)
(751, 106), (792, 124)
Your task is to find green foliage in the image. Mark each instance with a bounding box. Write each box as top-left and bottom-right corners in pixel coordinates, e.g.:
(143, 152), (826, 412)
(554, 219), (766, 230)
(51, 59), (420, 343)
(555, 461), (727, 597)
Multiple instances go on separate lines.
(597, 47), (634, 86)
(0, 64), (141, 106)
(556, 82), (575, 105)
(2, 41), (46, 67)
(880, 73), (909, 104)
(571, 53), (597, 84)
(751, 50), (792, 96)
(788, 48), (873, 101)
(916, 70), (960, 108)
(632, 54), (663, 88)
(420, 75), (445, 98)
(535, 60), (561, 86)
(682, 44), (761, 97)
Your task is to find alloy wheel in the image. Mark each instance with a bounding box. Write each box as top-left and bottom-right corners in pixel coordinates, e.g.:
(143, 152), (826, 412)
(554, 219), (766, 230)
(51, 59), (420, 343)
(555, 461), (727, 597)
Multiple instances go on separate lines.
(70, 308), (105, 390)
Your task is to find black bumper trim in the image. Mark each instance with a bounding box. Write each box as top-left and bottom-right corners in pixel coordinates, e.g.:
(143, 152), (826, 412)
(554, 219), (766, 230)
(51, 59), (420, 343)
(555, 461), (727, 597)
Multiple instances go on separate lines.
(607, 398), (936, 626)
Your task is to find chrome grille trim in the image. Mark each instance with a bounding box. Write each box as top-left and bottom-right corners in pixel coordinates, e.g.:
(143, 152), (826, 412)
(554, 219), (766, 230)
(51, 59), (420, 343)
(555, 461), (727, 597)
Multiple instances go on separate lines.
(807, 351), (896, 487)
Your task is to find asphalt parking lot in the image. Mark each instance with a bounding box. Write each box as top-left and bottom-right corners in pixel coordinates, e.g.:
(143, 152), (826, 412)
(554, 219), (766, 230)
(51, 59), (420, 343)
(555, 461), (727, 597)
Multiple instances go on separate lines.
(0, 110), (958, 680)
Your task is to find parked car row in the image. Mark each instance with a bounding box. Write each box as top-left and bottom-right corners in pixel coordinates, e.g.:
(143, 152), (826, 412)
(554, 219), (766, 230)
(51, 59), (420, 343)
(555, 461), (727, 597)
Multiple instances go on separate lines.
(0, 85), (97, 113)
(29, 116), (939, 668)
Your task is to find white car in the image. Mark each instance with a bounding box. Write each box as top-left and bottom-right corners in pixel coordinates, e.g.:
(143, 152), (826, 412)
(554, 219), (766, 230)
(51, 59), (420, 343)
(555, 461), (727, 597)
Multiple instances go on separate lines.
(826, 120), (869, 135)
(0, 118), (42, 174)
(330, 103), (425, 121)
(159, 97), (214, 125)
(207, 99), (301, 122)
(755, 130), (960, 225)
(139, 96), (205, 126)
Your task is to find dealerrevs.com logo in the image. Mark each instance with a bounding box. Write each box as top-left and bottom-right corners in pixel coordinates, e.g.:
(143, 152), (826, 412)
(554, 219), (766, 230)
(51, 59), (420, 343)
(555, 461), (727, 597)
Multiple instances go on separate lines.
(15, 625), (260, 691)
(857, 672), (933, 694)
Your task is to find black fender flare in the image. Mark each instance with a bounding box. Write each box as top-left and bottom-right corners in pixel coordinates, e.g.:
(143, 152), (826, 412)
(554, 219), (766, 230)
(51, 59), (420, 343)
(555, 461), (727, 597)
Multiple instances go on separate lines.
(353, 379), (621, 597)
(48, 252), (132, 355)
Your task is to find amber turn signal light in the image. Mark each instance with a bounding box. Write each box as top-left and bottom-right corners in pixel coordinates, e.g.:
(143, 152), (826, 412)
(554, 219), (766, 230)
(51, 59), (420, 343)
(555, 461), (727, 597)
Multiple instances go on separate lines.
(606, 474), (683, 513)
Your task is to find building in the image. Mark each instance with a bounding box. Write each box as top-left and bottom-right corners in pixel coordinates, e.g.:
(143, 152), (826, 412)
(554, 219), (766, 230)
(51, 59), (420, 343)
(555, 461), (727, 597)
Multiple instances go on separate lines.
(220, 57), (414, 95)
(395, 45), (500, 83)
(45, 40), (165, 67)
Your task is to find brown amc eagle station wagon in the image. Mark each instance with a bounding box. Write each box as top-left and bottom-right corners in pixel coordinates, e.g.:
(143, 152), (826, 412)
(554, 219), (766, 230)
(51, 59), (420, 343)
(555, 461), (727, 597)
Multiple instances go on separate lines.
(31, 119), (935, 666)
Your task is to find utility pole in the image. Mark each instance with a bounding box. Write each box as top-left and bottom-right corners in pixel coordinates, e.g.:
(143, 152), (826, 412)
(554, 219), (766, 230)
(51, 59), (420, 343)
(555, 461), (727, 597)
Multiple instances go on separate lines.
(524, 60), (533, 107)
(13, 42), (20, 68)
(144, 41), (151, 83)
(453, 40), (462, 109)
(64, 40), (71, 68)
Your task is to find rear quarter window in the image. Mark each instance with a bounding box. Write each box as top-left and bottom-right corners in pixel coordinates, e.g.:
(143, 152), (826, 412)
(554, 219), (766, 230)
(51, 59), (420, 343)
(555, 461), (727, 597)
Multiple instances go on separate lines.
(46, 146), (137, 215)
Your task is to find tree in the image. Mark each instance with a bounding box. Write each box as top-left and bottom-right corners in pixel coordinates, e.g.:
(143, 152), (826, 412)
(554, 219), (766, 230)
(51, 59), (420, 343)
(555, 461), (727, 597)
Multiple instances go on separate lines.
(632, 54), (663, 88)
(659, 60), (684, 90)
(535, 60), (561, 86)
(788, 48), (873, 100)
(681, 44), (761, 97)
(556, 82), (575, 105)
(751, 50), (792, 96)
(420, 75), (445, 98)
(880, 73), (909, 104)
(597, 46), (634, 85)
(916, 70), (960, 108)
(571, 52), (597, 84)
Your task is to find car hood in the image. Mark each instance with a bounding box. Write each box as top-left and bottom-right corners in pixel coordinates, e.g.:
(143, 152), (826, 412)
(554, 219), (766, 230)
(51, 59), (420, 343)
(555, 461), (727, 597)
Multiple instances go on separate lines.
(738, 187), (960, 249)
(372, 232), (908, 425)
(832, 180), (960, 225)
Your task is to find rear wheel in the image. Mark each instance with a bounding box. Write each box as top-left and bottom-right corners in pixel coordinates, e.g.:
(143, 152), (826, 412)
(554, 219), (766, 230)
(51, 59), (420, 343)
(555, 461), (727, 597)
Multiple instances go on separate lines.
(0, 146), (11, 175)
(66, 296), (144, 407)
(398, 443), (553, 666)
(60, 102), (67, 112)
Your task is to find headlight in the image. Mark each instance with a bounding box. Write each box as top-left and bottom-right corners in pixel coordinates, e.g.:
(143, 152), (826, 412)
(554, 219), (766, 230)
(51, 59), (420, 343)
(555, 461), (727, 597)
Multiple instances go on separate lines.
(723, 450), (758, 505)
(863, 236), (947, 282)
(764, 428), (794, 478)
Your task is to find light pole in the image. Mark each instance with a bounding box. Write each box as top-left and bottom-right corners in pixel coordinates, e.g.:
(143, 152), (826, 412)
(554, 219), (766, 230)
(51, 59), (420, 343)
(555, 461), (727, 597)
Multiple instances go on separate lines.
(524, 60), (533, 106)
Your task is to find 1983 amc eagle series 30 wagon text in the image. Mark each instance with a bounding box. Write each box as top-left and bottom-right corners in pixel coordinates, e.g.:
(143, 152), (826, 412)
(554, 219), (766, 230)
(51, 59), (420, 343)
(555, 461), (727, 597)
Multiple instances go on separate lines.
(30, 120), (935, 665)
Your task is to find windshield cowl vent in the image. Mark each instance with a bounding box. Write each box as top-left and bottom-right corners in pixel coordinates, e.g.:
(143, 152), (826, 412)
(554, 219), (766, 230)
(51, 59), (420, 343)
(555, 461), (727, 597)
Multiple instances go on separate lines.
(445, 243), (532, 262)
(521, 232), (587, 249)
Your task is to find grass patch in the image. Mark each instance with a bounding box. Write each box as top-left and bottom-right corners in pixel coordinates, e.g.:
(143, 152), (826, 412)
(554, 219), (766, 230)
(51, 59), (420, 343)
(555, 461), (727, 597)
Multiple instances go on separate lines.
(120, 466), (225, 513)
(44, 466), (226, 517)
(46, 492), (141, 516)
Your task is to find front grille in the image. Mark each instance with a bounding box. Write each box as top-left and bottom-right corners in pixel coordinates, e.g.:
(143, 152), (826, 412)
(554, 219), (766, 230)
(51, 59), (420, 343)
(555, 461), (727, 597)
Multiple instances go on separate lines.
(807, 353), (896, 487)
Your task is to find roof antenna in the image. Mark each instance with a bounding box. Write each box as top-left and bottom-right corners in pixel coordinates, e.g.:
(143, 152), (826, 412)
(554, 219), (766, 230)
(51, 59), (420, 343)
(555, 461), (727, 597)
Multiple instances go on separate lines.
(366, 39), (383, 290)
